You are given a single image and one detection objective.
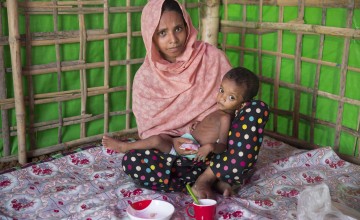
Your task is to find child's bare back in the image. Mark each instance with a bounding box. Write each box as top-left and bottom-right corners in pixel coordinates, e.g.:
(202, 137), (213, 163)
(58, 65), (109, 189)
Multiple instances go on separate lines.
(191, 110), (232, 146)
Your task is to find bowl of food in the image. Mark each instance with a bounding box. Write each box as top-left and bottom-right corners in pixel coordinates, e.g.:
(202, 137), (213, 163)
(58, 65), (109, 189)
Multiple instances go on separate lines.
(126, 199), (175, 220)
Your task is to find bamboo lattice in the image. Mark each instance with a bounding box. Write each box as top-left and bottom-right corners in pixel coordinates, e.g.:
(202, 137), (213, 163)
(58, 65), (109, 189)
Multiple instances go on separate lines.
(0, 0), (201, 164)
(218, 0), (360, 164)
(0, 0), (359, 166)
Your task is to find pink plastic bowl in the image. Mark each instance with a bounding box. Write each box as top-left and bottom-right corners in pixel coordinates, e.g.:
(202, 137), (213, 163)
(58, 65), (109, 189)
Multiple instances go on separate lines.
(126, 200), (175, 220)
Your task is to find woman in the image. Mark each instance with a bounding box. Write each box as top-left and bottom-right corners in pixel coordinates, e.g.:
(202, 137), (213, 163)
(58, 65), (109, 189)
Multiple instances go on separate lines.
(103, 0), (269, 198)
(132, 0), (232, 139)
(103, 0), (230, 148)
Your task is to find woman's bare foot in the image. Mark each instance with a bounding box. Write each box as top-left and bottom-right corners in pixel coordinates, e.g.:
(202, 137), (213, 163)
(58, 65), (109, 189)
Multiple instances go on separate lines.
(102, 135), (128, 153)
(214, 180), (234, 197)
(191, 168), (217, 199)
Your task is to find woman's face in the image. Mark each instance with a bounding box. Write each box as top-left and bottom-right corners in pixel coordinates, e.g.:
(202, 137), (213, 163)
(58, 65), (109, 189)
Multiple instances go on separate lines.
(153, 10), (187, 63)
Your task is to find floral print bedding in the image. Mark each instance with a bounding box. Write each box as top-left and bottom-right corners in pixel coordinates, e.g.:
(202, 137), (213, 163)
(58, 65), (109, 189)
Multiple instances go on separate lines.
(0, 136), (359, 219)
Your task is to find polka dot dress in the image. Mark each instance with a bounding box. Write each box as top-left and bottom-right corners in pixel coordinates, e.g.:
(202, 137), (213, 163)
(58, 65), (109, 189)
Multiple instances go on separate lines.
(122, 100), (269, 191)
(210, 100), (269, 185)
(122, 149), (209, 192)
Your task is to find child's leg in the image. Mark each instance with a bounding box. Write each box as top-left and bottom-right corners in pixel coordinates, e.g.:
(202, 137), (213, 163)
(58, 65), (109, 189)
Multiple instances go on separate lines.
(191, 167), (217, 199)
(191, 167), (233, 199)
(102, 134), (173, 153)
(210, 100), (269, 186)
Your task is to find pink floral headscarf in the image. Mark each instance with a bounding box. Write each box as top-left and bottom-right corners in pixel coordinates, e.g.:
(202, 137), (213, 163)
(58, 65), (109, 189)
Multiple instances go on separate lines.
(133, 0), (232, 138)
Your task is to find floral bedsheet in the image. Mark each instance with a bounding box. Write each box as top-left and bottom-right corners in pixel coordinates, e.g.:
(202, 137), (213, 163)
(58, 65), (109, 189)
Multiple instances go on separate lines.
(0, 136), (359, 219)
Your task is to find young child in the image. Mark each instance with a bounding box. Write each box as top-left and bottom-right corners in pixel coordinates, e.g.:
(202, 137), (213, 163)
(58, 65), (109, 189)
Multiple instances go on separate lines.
(102, 67), (259, 162)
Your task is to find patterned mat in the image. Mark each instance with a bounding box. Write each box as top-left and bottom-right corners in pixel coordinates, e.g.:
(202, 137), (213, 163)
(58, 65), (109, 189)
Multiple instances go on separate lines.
(0, 136), (359, 219)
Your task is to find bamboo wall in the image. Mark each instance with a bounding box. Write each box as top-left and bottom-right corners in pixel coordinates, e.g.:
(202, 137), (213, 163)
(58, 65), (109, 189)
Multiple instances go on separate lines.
(0, 0), (359, 165)
(217, 0), (360, 164)
(0, 0), (202, 165)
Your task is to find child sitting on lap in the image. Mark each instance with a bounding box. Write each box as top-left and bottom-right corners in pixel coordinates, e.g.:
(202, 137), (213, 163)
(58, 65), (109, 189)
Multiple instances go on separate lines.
(102, 67), (260, 163)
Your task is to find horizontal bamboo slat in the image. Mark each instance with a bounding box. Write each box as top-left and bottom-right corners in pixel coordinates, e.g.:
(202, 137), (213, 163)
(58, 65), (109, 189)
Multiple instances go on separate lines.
(265, 131), (360, 165)
(0, 86), (126, 109)
(223, 44), (360, 74)
(221, 20), (360, 39)
(1, 109), (133, 138)
(224, 0), (360, 8)
(0, 128), (138, 163)
(13, 3), (201, 15)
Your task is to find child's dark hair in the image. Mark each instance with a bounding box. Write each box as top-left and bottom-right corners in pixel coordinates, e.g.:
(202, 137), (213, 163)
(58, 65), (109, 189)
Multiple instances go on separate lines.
(162, 0), (186, 25)
(224, 67), (259, 101)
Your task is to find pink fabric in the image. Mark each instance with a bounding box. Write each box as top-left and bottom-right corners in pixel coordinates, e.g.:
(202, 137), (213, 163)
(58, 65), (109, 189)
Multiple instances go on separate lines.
(133, 0), (232, 138)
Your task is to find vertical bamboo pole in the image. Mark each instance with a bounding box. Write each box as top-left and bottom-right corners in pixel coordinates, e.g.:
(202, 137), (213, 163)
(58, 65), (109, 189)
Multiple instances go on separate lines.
(78, 0), (87, 138)
(125, 0), (132, 130)
(334, 3), (353, 150)
(201, 0), (220, 46)
(221, 0), (228, 51)
(292, 0), (304, 138)
(52, 0), (64, 144)
(24, 0), (36, 150)
(0, 2), (10, 156)
(310, 8), (326, 144)
(103, 0), (109, 133)
(239, 3), (246, 66)
(197, 0), (201, 39)
(257, 0), (263, 100)
(7, 0), (27, 164)
(355, 116), (360, 157)
(273, 6), (284, 132)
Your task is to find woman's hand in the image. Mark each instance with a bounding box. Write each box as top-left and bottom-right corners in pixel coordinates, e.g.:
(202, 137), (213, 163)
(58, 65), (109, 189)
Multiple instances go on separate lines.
(173, 137), (198, 155)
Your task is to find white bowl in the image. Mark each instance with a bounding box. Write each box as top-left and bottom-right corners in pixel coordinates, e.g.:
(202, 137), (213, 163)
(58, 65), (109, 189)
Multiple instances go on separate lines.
(126, 199), (175, 220)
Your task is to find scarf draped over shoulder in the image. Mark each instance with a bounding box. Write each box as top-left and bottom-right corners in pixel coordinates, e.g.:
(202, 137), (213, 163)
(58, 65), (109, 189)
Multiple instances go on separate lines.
(133, 0), (232, 138)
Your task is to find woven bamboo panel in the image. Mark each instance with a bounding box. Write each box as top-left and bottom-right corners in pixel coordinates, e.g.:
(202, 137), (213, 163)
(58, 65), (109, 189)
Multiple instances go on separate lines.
(1, 0), (359, 166)
(0, 0), (202, 164)
(218, 0), (360, 164)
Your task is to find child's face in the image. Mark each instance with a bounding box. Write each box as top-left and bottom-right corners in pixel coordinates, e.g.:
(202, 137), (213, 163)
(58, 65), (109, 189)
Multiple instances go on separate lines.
(153, 10), (188, 63)
(216, 77), (245, 114)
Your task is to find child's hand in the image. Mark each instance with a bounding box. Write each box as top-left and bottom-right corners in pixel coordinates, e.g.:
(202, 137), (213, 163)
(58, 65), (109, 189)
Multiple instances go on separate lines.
(189, 121), (200, 133)
(194, 144), (214, 162)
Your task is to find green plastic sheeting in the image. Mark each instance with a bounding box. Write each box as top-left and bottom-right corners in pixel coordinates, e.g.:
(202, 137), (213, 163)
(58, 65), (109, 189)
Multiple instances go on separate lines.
(0, 2), (359, 157)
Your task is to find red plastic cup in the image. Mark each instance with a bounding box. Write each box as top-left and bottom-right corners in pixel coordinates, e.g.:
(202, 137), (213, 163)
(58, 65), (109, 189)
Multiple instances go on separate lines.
(186, 199), (217, 220)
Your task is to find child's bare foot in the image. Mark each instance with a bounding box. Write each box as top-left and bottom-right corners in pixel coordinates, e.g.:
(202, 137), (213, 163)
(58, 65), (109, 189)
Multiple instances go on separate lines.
(102, 135), (128, 153)
(191, 168), (217, 199)
(214, 180), (234, 197)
